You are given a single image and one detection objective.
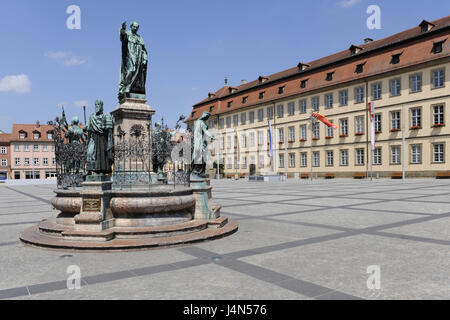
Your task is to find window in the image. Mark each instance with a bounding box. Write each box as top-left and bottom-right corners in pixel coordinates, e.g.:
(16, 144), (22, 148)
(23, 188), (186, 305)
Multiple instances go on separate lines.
(278, 128), (284, 143)
(226, 117), (231, 128)
(289, 153), (295, 168)
(288, 126), (295, 142)
(313, 152), (320, 167)
(24, 145), (30, 152)
(241, 156), (247, 169)
(326, 151), (334, 166)
(43, 158), (48, 165)
(326, 122), (334, 138)
(300, 152), (307, 167)
(33, 133), (39, 140)
(258, 109), (264, 122)
(432, 41), (444, 54)
(249, 111), (255, 124)
(249, 132), (255, 147)
(411, 108), (422, 128)
(33, 145), (39, 152)
(278, 86), (285, 94)
(300, 124), (307, 141)
(288, 102), (295, 116)
(355, 63), (364, 74)
(24, 158), (30, 166)
(340, 119), (348, 136)
(373, 148), (382, 165)
(391, 146), (401, 164)
(299, 99), (307, 113)
(326, 72), (334, 81)
(241, 134), (247, 148)
(391, 53), (401, 64)
(432, 69), (445, 88)
(325, 93), (333, 109)
(227, 157), (232, 169)
(340, 150), (348, 166)
(240, 113), (246, 125)
(300, 79), (307, 88)
(339, 90), (348, 106)
(411, 145), (422, 164)
(242, 96), (248, 104)
(259, 91), (265, 99)
(0, 147), (5, 154)
(227, 136), (232, 149)
(390, 78), (401, 96)
(14, 145), (20, 152)
(15, 158), (20, 166)
(19, 132), (26, 139)
(33, 158), (39, 165)
(356, 149), (365, 165)
(433, 143), (445, 163)
(52, 158), (56, 165)
(1, 159), (6, 167)
(227, 101), (232, 108)
(433, 104), (444, 126)
(312, 123), (319, 139)
(258, 130), (264, 145)
(277, 104), (284, 118)
(355, 86), (364, 103)
(219, 118), (224, 129)
(375, 114), (382, 132)
(312, 97), (319, 111)
(279, 154), (285, 168)
(391, 111), (401, 130)
(259, 155), (265, 168)
(233, 115), (238, 126)
(372, 82), (382, 100)
(355, 116), (364, 135)
(410, 74), (422, 92)
(267, 107), (274, 120)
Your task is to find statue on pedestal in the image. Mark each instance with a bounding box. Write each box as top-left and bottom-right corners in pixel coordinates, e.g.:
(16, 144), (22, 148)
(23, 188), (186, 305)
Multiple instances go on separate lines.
(118, 21), (148, 102)
(85, 100), (115, 178)
(65, 117), (85, 144)
(191, 112), (215, 179)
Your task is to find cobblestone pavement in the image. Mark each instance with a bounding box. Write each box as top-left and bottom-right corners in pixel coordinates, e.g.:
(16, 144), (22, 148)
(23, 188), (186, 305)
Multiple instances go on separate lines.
(0, 179), (449, 299)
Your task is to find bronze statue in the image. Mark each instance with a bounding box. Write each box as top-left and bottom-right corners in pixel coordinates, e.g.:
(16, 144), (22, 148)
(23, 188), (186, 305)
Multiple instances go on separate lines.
(85, 100), (114, 176)
(191, 112), (215, 179)
(118, 21), (148, 101)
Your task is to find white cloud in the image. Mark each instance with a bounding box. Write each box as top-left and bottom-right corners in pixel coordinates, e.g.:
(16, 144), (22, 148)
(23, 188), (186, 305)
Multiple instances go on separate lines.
(339, 0), (361, 8)
(45, 51), (86, 66)
(0, 74), (31, 93)
(73, 100), (89, 108)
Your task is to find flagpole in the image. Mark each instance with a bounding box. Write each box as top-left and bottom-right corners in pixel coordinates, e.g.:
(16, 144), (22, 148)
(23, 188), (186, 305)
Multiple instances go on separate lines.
(402, 104), (406, 182)
(310, 111), (313, 181)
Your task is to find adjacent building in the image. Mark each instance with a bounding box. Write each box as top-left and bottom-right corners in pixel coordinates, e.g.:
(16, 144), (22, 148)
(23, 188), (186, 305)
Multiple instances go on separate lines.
(0, 133), (11, 180)
(187, 16), (450, 178)
(9, 122), (56, 180)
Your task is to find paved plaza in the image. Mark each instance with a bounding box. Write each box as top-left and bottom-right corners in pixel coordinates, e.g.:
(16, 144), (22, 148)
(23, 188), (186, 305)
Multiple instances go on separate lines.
(0, 179), (449, 300)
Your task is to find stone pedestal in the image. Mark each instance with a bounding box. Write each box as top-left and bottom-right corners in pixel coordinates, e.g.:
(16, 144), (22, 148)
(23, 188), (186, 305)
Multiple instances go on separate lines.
(190, 177), (221, 220)
(111, 98), (155, 171)
(74, 180), (114, 232)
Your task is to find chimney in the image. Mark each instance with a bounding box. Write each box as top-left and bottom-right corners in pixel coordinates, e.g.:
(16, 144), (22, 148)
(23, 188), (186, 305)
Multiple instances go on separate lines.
(36, 120), (40, 128)
(364, 38), (373, 43)
(241, 80), (247, 85)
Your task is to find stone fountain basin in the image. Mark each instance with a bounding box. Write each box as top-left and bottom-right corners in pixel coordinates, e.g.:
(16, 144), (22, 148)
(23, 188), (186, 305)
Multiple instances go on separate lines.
(51, 186), (195, 227)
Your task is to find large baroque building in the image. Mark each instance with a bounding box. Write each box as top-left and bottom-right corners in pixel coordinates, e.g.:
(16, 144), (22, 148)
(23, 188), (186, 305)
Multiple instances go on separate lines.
(187, 16), (450, 178)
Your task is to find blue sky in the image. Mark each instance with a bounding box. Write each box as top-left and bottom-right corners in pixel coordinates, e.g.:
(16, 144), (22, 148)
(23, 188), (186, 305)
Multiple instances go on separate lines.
(0, 0), (449, 131)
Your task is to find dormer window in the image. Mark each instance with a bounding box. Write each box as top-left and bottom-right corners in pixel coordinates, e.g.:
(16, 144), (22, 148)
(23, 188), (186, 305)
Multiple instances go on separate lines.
(33, 132), (40, 140)
(242, 96), (248, 104)
(191, 111), (195, 118)
(391, 53), (402, 65)
(228, 87), (238, 94)
(278, 86), (285, 94)
(19, 131), (26, 139)
(432, 39), (446, 54)
(227, 101), (233, 108)
(419, 20), (435, 33)
(297, 63), (310, 71)
(209, 106), (214, 112)
(300, 79), (308, 88)
(258, 76), (269, 84)
(47, 133), (53, 140)
(208, 92), (216, 99)
(355, 63), (365, 74)
(259, 91), (265, 99)
(349, 45), (362, 55)
(326, 72), (335, 81)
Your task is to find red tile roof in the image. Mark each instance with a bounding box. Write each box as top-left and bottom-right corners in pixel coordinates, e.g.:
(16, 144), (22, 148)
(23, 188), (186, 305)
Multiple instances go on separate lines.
(187, 15), (450, 122)
(10, 124), (54, 142)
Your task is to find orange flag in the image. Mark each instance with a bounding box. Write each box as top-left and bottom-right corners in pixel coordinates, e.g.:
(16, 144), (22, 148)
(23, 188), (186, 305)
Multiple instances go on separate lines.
(312, 112), (338, 129)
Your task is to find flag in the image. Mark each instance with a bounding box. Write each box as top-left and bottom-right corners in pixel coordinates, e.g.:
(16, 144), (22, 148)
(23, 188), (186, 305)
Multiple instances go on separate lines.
(234, 128), (240, 159)
(268, 120), (273, 158)
(312, 112), (338, 129)
(369, 102), (376, 150)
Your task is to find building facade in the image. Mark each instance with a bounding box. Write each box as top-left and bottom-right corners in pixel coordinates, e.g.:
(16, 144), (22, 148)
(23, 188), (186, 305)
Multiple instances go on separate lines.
(187, 16), (450, 178)
(0, 133), (11, 180)
(10, 123), (56, 180)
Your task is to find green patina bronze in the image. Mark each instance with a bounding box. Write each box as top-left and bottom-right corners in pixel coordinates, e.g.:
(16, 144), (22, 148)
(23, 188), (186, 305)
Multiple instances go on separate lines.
(118, 21), (148, 101)
(85, 100), (115, 179)
(191, 112), (215, 179)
